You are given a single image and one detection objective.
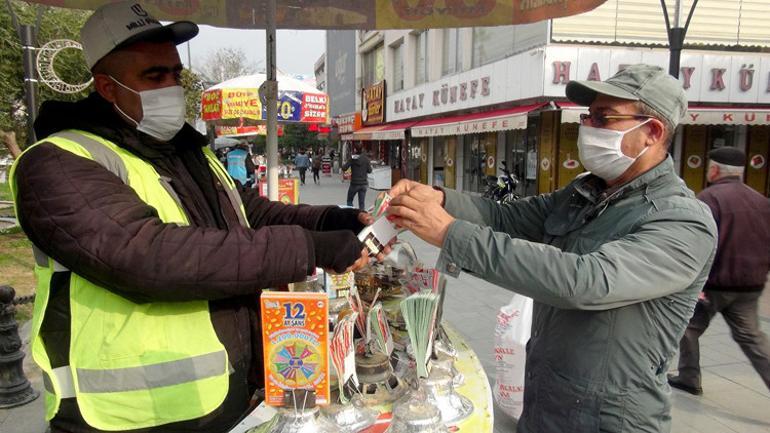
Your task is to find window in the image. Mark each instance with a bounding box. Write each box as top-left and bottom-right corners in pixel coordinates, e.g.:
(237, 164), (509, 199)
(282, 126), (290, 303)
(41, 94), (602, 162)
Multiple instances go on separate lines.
(442, 28), (461, 76)
(415, 31), (428, 85)
(392, 43), (404, 91)
(362, 43), (384, 88)
(463, 133), (497, 194)
(472, 26), (515, 68)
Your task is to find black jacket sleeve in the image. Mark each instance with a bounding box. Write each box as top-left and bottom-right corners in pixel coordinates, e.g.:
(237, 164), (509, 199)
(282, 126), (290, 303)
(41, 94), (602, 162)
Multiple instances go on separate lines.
(237, 185), (334, 231)
(14, 143), (315, 303)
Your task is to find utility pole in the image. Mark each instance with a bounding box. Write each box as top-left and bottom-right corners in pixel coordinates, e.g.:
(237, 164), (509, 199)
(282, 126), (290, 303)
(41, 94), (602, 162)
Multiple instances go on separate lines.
(660, 0), (699, 78)
(4, 0), (45, 146)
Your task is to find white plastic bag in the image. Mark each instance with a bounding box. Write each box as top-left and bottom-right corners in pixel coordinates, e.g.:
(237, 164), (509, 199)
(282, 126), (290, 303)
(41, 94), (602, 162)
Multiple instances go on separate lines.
(493, 294), (533, 420)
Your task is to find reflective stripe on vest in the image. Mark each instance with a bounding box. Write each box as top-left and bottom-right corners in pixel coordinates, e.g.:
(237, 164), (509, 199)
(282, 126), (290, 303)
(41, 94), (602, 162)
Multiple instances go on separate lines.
(44, 351), (227, 396)
(10, 129), (250, 430)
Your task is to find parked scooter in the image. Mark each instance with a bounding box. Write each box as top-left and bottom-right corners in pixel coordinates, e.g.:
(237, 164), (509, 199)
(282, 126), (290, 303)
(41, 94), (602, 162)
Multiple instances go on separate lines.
(483, 161), (520, 204)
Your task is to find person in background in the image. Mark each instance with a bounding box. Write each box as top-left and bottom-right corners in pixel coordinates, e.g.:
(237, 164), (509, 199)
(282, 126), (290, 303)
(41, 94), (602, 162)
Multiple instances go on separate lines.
(312, 150), (322, 185)
(343, 145), (372, 209)
(226, 142), (255, 187)
(294, 148), (310, 185)
(668, 147), (770, 395)
(10, 3), (379, 432)
(386, 64), (717, 432)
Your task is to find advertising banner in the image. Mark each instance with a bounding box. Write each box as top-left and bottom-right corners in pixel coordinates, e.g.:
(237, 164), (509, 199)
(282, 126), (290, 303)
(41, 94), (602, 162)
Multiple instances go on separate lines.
(362, 81), (386, 126)
(30, 0), (607, 30)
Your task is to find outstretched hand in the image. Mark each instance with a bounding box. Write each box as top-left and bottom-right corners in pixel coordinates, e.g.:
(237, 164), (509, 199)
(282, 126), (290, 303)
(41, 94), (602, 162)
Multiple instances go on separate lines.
(387, 188), (454, 248)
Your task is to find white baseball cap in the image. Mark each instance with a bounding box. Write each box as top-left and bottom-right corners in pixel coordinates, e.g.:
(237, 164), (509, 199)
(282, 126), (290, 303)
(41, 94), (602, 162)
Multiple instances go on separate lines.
(80, 1), (198, 70)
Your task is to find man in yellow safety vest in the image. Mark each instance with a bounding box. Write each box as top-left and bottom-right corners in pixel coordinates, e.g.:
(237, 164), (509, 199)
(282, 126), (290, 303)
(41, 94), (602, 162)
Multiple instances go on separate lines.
(10, 2), (375, 431)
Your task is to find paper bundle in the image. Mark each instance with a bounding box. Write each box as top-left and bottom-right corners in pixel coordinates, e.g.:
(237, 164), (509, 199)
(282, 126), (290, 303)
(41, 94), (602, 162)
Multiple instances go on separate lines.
(367, 303), (394, 356)
(400, 293), (441, 378)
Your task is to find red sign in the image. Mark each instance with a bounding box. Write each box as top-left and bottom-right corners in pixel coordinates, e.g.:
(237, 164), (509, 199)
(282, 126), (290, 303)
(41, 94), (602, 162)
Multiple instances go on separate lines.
(301, 93), (329, 123)
(201, 89), (222, 121)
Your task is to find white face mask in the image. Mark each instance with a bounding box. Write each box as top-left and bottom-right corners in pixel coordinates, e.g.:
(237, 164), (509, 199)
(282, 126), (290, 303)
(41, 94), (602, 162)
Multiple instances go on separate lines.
(110, 76), (186, 141)
(577, 119), (651, 182)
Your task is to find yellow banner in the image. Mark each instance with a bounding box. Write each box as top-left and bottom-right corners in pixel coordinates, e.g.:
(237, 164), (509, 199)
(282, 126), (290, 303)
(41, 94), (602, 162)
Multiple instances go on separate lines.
(29, 0), (606, 29)
(220, 88), (262, 121)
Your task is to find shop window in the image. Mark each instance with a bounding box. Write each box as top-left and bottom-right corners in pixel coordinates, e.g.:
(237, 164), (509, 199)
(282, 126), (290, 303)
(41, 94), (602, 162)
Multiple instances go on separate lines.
(415, 31), (428, 85)
(472, 26), (515, 68)
(504, 129), (528, 196)
(362, 43), (384, 88)
(463, 133), (497, 194)
(392, 43), (404, 91)
(433, 136), (457, 189)
(708, 125), (737, 150)
(407, 138), (429, 184)
(524, 116), (540, 196)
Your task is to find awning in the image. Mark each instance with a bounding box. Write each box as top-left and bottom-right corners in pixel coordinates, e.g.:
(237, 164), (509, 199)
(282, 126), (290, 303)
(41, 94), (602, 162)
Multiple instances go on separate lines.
(683, 106), (770, 126)
(558, 102), (586, 123)
(341, 121), (417, 141)
(411, 104), (545, 138)
(559, 102), (770, 126)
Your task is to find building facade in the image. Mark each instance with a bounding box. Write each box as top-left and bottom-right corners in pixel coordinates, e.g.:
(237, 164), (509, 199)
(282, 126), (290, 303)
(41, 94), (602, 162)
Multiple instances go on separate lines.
(338, 0), (770, 196)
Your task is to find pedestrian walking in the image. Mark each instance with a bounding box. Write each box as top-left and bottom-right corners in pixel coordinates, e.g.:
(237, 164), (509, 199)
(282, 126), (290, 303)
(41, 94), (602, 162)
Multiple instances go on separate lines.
(342, 146), (372, 209)
(669, 146), (770, 395)
(312, 152), (322, 184)
(294, 148), (310, 185)
(387, 64), (717, 432)
(8, 3), (377, 431)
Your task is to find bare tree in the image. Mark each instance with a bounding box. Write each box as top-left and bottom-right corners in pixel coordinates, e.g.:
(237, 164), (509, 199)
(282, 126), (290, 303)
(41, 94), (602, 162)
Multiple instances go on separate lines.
(200, 47), (259, 83)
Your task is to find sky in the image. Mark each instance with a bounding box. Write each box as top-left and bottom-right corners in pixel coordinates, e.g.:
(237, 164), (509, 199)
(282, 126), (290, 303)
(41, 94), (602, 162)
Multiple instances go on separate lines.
(182, 26), (326, 78)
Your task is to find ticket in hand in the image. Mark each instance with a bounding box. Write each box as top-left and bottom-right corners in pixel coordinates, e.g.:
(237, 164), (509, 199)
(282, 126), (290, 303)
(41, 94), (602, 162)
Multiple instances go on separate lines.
(358, 215), (399, 256)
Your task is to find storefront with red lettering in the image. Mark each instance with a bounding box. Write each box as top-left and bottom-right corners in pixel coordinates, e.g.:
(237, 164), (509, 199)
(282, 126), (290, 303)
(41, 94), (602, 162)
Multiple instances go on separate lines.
(380, 44), (770, 196)
(388, 63), (552, 194)
(547, 46), (770, 196)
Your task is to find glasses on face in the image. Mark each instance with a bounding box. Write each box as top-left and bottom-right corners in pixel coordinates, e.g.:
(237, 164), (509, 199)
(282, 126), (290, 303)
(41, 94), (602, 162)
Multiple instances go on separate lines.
(579, 112), (655, 128)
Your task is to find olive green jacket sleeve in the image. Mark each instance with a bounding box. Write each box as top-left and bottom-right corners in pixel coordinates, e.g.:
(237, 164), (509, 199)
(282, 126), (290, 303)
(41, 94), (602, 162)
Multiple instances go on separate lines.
(442, 187), (561, 243)
(437, 205), (717, 311)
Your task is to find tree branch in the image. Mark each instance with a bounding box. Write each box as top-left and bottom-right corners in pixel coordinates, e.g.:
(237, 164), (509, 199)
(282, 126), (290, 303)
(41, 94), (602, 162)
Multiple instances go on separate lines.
(1, 131), (22, 159)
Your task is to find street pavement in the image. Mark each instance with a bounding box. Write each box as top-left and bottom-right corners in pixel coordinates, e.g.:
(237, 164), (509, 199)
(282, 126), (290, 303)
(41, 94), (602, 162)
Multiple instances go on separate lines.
(2, 172), (769, 433)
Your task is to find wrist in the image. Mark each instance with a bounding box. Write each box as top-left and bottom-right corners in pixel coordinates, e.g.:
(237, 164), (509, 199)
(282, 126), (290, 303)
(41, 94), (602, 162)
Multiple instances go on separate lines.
(432, 186), (446, 207)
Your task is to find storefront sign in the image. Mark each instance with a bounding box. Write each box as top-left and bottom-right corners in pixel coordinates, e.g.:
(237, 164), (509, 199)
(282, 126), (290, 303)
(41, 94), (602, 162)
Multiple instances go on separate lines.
(389, 49), (546, 122)
(750, 154), (766, 169)
(393, 77), (491, 115)
(682, 108), (770, 125)
(544, 46), (770, 104)
(334, 112), (362, 134)
(362, 81), (386, 125)
(411, 111), (529, 137)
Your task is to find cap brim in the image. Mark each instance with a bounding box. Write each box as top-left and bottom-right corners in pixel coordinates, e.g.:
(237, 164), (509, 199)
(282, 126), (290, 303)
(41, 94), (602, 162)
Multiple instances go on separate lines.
(114, 21), (198, 52)
(566, 80), (640, 107)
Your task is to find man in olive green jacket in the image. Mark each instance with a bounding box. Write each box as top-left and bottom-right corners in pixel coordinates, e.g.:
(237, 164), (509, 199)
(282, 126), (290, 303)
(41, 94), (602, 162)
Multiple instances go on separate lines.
(388, 65), (717, 432)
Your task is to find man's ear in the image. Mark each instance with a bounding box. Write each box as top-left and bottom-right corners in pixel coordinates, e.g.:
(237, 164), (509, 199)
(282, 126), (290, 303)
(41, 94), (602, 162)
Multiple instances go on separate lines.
(645, 118), (665, 146)
(93, 74), (117, 104)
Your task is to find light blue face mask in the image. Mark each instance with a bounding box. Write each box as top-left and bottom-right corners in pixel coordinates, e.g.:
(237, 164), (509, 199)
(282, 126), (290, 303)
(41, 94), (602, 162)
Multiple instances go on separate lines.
(110, 76), (186, 141)
(577, 119), (651, 181)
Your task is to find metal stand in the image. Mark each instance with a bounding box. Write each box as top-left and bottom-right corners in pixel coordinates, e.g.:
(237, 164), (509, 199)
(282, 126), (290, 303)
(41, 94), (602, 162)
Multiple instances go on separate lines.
(0, 286), (39, 408)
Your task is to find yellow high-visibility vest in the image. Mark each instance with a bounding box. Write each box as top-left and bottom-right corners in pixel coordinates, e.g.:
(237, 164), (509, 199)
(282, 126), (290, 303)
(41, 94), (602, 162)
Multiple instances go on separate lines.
(10, 129), (250, 430)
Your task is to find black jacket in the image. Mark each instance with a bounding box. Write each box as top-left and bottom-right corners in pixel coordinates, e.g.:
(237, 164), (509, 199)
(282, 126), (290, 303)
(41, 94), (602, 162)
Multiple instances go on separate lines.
(698, 177), (770, 292)
(15, 93), (356, 433)
(342, 154), (372, 185)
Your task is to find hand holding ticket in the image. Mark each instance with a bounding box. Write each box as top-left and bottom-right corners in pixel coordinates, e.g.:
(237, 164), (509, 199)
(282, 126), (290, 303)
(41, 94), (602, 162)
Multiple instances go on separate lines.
(358, 193), (401, 256)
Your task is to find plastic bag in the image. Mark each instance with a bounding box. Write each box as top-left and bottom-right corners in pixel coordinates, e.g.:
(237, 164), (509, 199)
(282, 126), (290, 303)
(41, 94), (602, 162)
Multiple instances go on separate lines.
(493, 294), (533, 420)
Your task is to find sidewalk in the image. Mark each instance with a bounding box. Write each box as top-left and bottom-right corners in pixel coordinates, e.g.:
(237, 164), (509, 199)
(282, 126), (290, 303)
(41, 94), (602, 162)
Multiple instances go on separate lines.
(2, 174), (769, 433)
